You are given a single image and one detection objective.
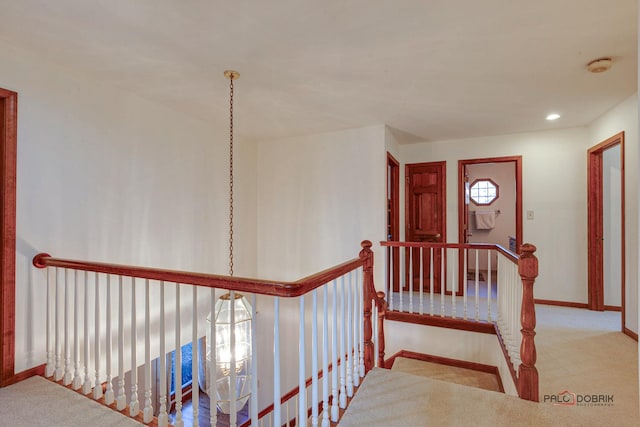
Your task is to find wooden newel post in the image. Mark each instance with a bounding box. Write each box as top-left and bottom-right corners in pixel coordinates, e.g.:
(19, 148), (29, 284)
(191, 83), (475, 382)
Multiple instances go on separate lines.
(360, 240), (375, 373)
(517, 243), (539, 402)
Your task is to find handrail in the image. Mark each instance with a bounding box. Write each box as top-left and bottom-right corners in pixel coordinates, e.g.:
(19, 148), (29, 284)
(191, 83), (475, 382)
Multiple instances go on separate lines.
(33, 240), (384, 425)
(380, 240), (519, 264)
(32, 252), (366, 298)
(379, 239), (538, 402)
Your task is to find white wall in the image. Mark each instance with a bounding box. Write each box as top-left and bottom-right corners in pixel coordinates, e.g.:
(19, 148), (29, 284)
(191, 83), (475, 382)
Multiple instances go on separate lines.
(256, 125), (387, 282)
(400, 127), (590, 304)
(1, 38), (258, 372)
(588, 93), (638, 333)
(602, 145), (622, 308)
(255, 125), (387, 410)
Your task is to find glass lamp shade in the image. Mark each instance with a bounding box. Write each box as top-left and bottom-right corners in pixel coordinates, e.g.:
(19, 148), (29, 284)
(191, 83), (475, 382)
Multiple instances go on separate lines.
(206, 292), (252, 414)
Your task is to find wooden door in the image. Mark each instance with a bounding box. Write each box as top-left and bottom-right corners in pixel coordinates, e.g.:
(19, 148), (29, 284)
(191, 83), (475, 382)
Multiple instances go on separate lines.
(405, 162), (445, 293)
(0, 88), (17, 386)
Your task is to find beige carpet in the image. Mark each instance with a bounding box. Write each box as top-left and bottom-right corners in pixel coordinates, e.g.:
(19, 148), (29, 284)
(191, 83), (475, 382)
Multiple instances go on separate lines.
(339, 368), (601, 426)
(340, 305), (639, 426)
(535, 305), (639, 426)
(0, 376), (142, 426)
(391, 357), (502, 392)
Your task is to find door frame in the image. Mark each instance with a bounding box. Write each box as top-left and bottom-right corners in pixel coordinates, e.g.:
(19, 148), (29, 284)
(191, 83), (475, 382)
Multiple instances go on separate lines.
(0, 88), (17, 386)
(387, 152), (400, 292)
(458, 156), (523, 291)
(587, 132), (625, 327)
(458, 156), (522, 251)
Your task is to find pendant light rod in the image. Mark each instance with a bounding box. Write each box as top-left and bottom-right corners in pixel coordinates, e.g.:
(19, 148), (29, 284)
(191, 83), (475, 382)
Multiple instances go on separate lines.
(225, 70), (239, 277)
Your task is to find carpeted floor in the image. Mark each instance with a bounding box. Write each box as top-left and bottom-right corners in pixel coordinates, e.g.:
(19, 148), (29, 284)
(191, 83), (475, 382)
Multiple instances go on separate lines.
(339, 368), (603, 427)
(391, 357), (502, 392)
(340, 305), (639, 426)
(0, 376), (142, 426)
(535, 305), (638, 426)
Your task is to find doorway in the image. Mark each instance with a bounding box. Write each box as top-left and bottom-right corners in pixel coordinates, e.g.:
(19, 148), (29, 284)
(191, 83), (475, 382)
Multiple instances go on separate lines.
(458, 156), (522, 296)
(587, 132), (625, 330)
(404, 161), (445, 293)
(0, 88), (17, 386)
(387, 153), (400, 292)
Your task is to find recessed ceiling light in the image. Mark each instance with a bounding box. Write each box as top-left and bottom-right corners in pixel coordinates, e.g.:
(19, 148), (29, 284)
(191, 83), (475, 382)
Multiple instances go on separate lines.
(546, 113), (560, 121)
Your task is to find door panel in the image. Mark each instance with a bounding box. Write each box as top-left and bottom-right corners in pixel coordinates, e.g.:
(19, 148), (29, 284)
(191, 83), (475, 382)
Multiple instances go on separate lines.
(405, 162), (445, 293)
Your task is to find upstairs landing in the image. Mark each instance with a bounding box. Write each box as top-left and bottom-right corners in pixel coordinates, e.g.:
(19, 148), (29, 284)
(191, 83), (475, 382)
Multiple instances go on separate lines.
(338, 368), (600, 427)
(0, 376), (142, 427)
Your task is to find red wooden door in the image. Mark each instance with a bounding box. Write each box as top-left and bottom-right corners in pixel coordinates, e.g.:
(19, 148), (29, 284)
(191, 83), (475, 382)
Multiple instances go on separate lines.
(405, 162), (445, 293)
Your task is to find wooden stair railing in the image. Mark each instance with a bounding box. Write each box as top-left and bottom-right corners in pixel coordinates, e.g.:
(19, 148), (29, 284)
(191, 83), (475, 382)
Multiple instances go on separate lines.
(380, 241), (539, 402)
(32, 240), (386, 426)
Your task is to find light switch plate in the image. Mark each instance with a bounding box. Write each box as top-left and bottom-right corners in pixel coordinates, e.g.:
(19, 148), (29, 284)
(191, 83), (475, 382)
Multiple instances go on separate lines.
(527, 210), (534, 220)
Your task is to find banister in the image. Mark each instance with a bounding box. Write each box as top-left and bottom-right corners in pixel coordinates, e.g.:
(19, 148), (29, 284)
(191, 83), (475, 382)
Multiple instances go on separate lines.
(380, 240), (519, 264)
(32, 250), (366, 299)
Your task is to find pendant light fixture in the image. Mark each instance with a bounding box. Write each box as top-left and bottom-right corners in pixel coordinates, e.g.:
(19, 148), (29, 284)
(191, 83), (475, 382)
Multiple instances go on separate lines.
(207, 70), (253, 415)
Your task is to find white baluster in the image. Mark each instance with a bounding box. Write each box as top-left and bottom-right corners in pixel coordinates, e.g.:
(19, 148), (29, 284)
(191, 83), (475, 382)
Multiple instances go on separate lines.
(158, 281), (168, 427)
(174, 283), (184, 427)
(358, 268), (365, 379)
(63, 269), (72, 385)
(143, 279), (153, 423)
(346, 274), (353, 398)
(298, 294), (307, 425)
(452, 251), (457, 319)
(496, 256), (502, 328)
(54, 268), (62, 381)
(475, 249), (480, 321)
(385, 245), (390, 312)
(209, 288), (217, 427)
(440, 248), (445, 317)
(338, 277), (346, 409)
(250, 293), (258, 427)
(94, 273), (103, 400)
(129, 278), (139, 417)
(105, 275), (114, 404)
(72, 270), (82, 389)
(192, 286), (200, 427)
(487, 251), (493, 322)
(82, 271), (92, 394)
(408, 247), (413, 313)
(399, 247), (403, 312)
(331, 280), (338, 422)
(273, 296), (281, 427)
(352, 272), (360, 388)
(311, 289), (319, 426)
(463, 248), (468, 320)
(429, 248), (434, 316)
(388, 246), (394, 312)
(419, 247), (424, 315)
(45, 268), (54, 378)
(321, 286), (330, 427)
(116, 276), (126, 410)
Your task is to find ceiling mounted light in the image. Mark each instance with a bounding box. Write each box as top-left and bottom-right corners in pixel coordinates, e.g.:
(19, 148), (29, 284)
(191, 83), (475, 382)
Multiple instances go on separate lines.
(546, 113), (560, 121)
(587, 58), (613, 73)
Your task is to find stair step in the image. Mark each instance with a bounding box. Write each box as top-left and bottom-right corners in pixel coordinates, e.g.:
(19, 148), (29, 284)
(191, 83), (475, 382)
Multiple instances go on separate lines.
(391, 357), (502, 392)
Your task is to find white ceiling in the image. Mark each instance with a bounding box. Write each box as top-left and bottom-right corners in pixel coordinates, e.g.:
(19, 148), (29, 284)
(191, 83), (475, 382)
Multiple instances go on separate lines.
(0, 0), (636, 143)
